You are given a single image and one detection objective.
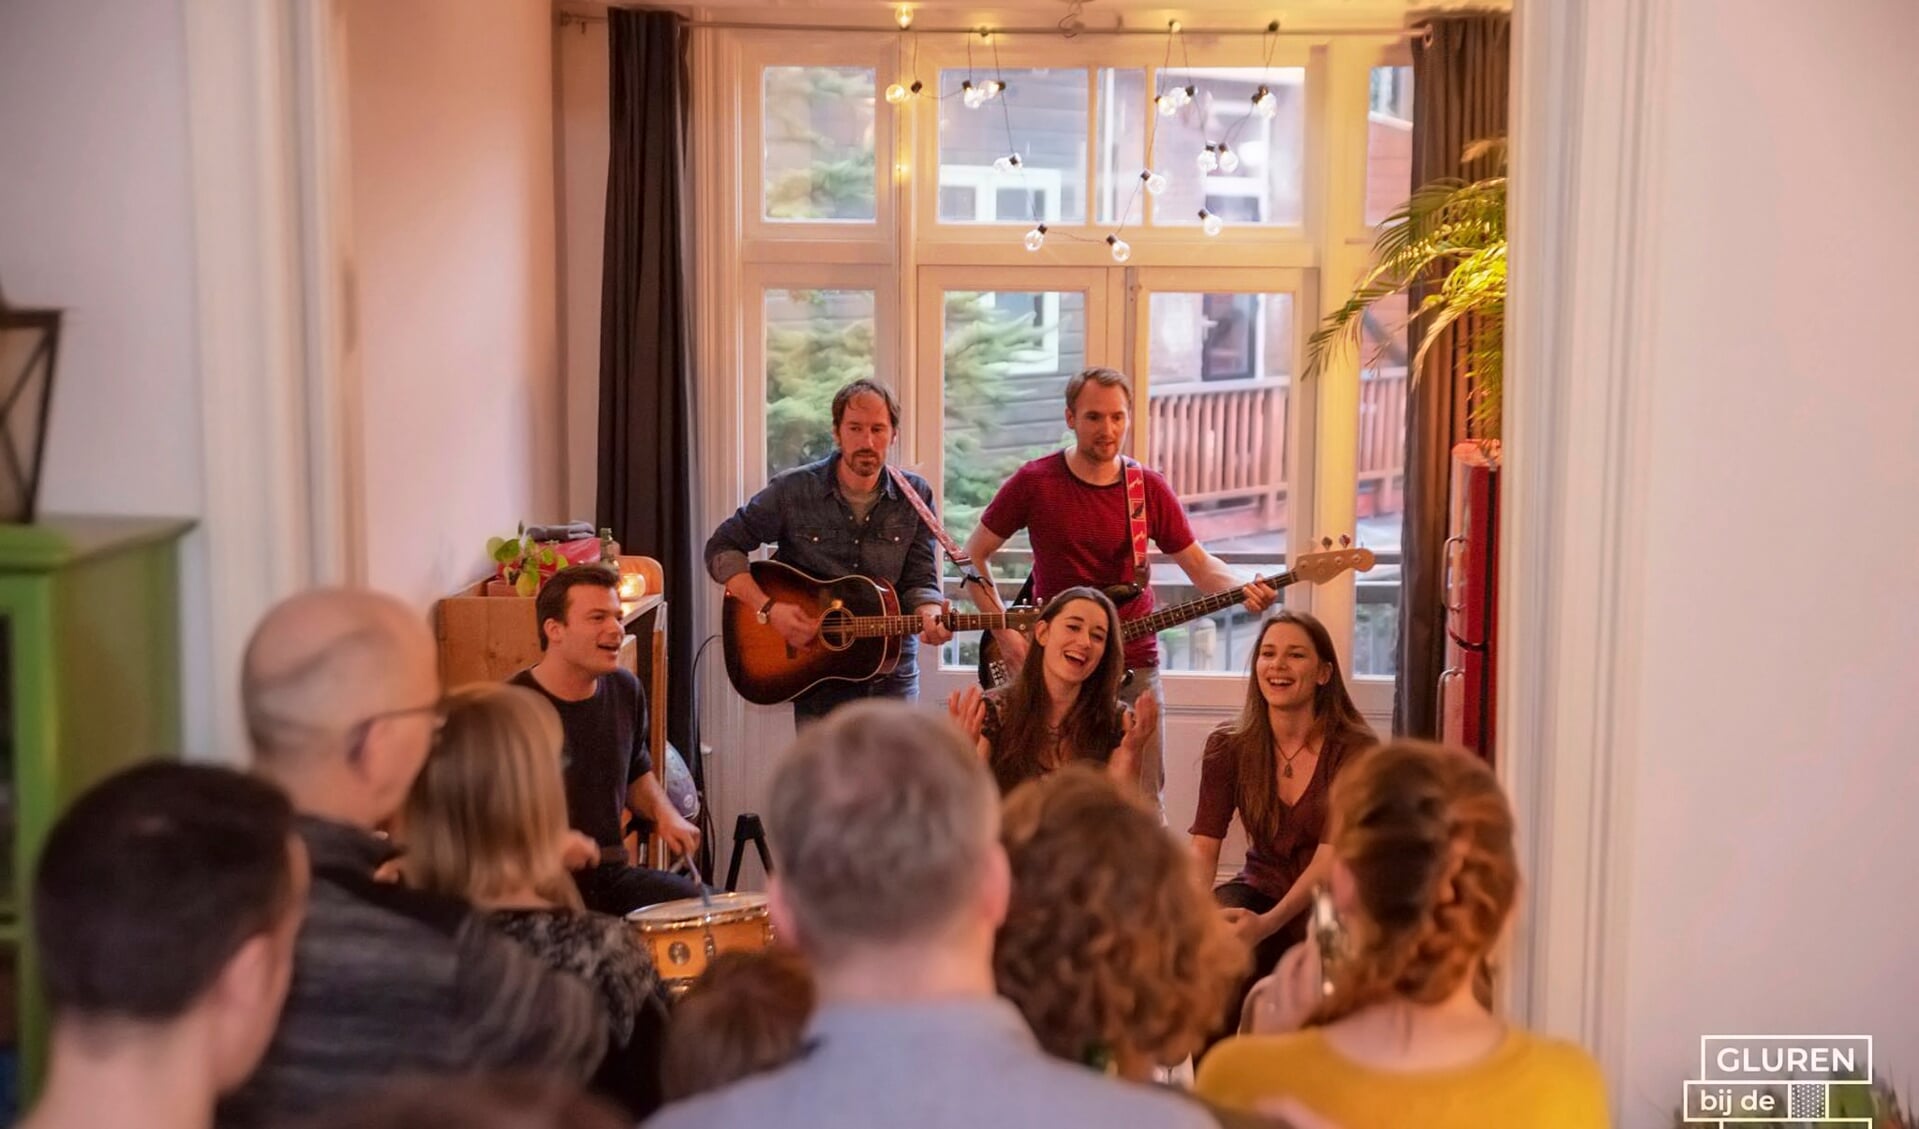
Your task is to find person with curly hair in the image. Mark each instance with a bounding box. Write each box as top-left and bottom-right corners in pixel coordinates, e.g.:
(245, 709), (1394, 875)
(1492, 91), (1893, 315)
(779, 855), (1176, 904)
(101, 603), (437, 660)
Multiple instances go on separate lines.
(947, 587), (1156, 795)
(1196, 741), (1609, 1128)
(997, 765), (1247, 1079)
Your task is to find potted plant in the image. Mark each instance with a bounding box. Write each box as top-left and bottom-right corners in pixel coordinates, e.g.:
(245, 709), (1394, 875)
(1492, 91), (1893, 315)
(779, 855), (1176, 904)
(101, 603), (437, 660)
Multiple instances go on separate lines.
(1305, 139), (1507, 438)
(485, 524), (572, 597)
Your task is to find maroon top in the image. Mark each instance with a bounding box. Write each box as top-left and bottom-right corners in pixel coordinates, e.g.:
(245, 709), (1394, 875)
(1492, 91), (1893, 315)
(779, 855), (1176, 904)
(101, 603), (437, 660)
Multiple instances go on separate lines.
(980, 452), (1197, 670)
(1189, 727), (1356, 901)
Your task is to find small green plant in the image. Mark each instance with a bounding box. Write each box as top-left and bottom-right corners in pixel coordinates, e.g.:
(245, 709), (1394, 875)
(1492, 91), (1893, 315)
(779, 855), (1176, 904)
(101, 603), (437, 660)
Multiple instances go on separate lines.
(485, 524), (570, 597)
(1306, 138), (1507, 438)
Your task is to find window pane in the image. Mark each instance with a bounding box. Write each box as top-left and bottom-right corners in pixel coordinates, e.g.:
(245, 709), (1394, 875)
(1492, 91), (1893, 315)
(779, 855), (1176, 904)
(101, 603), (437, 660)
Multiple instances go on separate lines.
(937, 288), (1087, 669)
(762, 67), (877, 222)
(1352, 291), (1408, 676)
(938, 69), (1087, 224)
(1149, 67), (1305, 227)
(1145, 291), (1294, 674)
(1366, 66), (1414, 227)
(1096, 69), (1147, 227)
(764, 288), (876, 476)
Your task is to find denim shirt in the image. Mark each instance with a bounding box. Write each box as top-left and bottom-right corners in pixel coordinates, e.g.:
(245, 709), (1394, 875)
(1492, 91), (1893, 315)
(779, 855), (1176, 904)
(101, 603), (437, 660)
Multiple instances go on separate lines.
(704, 456), (944, 662)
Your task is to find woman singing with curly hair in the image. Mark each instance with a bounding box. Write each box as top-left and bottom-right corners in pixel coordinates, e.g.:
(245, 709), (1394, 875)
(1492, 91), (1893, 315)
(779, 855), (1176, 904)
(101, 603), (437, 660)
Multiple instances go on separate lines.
(1196, 741), (1609, 1128)
(947, 587), (1155, 794)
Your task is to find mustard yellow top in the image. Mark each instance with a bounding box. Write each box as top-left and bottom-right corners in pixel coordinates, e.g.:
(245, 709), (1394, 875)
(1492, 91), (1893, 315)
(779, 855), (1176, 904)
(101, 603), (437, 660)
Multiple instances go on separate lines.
(1195, 1027), (1609, 1129)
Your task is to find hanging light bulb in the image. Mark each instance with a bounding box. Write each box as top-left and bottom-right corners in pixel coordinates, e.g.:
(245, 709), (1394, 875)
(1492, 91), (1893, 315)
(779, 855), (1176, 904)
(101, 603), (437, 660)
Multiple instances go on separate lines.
(1251, 85), (1277, 118)
(1196, 145), (1218, 174)
(993, 152), (1023, 173)
(1181, 83), (1197, 106)
(885, 83), (908, 104)
(1199, 209), (1223, 237)
(1156, 93), (1178, 117)
(895, 4), (914, 29)
(1217, 145), (1241, 173)
(983, 79), (1005, 100)
(1142, 169), (1167, 196)
(1107, 235), (1131, 263)
(1023, 223), (1048, 252)
(962, 80), (983, 109)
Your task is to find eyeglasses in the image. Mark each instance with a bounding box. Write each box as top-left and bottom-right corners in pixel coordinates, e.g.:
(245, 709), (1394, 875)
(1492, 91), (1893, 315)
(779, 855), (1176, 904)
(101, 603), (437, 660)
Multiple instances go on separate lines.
(345, 697), (450, 758)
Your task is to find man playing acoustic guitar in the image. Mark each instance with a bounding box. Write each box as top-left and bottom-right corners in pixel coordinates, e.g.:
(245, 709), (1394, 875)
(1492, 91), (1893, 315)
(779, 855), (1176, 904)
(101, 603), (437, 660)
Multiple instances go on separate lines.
(962, 367), (1278, 811)
(706, 379), (952, 724)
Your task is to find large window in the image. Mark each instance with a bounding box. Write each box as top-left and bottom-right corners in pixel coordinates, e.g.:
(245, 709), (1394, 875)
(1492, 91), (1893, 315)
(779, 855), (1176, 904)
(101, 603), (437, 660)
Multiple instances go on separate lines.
(723, 31), (1413, 696)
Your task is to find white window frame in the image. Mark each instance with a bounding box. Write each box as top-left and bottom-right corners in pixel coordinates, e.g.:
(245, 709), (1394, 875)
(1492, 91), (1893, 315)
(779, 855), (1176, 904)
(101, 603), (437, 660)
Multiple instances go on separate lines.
(699, 30), (1409, 728)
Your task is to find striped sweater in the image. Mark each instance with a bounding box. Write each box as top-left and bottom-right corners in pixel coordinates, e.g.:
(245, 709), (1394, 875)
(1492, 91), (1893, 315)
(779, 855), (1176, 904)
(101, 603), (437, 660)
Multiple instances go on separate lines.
(218, 816), (608, 1128)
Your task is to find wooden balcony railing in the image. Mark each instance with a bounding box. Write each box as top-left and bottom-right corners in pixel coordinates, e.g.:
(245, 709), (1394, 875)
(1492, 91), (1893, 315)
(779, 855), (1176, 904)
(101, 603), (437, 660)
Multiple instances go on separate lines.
(1145, 367), (1407, 526)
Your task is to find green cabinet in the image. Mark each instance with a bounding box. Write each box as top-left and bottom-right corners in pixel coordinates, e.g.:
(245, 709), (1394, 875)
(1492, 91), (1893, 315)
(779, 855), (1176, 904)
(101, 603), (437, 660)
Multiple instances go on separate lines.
(0, 515), (193, 1101)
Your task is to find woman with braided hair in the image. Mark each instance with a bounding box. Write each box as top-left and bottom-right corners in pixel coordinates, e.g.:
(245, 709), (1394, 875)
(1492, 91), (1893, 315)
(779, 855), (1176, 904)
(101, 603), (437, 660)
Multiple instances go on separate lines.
(1195, 741), (1609, 1128)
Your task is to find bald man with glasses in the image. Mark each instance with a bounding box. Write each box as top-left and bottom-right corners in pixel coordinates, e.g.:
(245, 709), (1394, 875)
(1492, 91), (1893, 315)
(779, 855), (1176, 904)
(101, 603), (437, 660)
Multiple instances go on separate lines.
(221, 589), (607, 1129)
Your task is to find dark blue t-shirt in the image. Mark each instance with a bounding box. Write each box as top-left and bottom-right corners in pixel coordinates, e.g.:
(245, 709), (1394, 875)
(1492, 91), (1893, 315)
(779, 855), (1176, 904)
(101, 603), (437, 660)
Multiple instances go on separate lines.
(510, 667), (650, 849)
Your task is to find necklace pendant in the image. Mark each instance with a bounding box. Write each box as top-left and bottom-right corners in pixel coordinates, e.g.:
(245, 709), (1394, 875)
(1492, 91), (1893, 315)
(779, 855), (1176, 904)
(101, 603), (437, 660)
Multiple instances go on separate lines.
(1283, 762), (1294, 779)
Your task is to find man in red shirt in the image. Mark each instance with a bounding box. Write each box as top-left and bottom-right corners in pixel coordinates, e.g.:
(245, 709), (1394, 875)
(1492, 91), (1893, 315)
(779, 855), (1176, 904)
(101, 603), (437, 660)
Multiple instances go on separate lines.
(963, 367), (1277, 811)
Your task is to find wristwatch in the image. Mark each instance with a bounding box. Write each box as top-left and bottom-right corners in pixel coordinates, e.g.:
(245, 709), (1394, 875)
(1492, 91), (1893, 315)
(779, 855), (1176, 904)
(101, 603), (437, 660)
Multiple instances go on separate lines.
(756, 597), (776, 625)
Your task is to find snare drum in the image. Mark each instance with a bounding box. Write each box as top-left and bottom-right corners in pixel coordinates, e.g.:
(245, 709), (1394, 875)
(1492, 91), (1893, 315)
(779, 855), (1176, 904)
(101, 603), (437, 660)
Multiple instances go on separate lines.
(626, 892), (773, 991)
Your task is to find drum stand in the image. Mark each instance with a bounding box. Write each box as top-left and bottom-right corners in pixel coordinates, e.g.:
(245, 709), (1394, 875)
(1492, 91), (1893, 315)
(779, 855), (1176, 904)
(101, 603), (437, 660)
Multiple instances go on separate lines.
(725, 812), (774, 892)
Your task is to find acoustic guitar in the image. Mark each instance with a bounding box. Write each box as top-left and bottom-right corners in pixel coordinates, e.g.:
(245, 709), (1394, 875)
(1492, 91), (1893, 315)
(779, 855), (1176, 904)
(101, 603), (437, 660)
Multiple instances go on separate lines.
(723, 559), (1039, 705)
(974, 545), (1376, 689)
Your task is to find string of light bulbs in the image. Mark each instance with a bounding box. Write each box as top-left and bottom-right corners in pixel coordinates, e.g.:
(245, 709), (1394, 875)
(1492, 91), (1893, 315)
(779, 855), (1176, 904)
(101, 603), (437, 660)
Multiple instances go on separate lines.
(886, 18), (1291, 256)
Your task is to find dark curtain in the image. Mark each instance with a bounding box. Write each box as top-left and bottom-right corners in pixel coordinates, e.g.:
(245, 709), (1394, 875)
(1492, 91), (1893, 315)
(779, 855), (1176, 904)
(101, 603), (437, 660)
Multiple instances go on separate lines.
(1394, 13), (1509, 738)
(599, 9), (696, 758)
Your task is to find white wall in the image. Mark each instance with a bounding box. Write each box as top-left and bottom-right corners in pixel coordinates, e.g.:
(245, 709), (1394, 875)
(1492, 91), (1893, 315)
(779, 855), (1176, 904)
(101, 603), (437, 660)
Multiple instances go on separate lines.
(0, 0), (217, 754)
(343, 0), (565, 610)
(1615, 1), (1919, 1119)
(556, 8), (610, 520)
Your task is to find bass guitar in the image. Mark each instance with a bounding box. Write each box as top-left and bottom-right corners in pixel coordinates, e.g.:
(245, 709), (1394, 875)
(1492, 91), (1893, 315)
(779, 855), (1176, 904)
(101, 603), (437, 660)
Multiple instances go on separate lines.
(975, 545), (1376, 689)
(724, 559), (1039, 705)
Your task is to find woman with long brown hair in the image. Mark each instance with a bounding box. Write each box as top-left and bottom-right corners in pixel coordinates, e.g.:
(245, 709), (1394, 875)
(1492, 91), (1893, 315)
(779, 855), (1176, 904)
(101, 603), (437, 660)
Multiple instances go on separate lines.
(1196, 742), (1608, 1128)
(401, 683), (668, 1120)
(947, 586), (1156, 794)
(1190, 611), (1376, 987)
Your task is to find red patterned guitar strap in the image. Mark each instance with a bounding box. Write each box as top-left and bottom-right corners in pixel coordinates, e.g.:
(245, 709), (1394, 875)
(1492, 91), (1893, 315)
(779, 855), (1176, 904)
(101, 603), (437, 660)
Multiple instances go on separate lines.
(1123, 456), (1149, 585)
(885, 464), (986, 588)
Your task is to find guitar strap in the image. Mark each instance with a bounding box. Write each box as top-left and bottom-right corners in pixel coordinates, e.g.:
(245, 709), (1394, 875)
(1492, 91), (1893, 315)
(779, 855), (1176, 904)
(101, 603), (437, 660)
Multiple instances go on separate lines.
(1122, 456), (1150, 585)
(884, 465), (985, 588)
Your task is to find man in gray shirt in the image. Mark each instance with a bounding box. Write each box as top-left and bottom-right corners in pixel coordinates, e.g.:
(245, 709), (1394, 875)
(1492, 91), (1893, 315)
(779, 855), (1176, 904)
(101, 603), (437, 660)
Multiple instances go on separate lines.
(645, 701), (1217, 1129)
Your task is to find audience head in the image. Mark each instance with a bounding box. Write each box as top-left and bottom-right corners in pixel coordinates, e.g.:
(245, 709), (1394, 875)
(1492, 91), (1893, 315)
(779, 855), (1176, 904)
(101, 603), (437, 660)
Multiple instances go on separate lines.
(830, 379), (900, 478)
(661, 949), (816, 1103)
(996, 766), (1245, 1078)
(767, 701), (1007, 970)
(401, 683), (581, 910)
(1314, 741), (1518, 1023)
(1220, 610), (1376, 843)
(34, 761), (307, 1089)
(993, 587), (1126, 790)
(533, 566), (623, 677)
(295, 1073), (627, 1129)
(242, 588), (443, 826)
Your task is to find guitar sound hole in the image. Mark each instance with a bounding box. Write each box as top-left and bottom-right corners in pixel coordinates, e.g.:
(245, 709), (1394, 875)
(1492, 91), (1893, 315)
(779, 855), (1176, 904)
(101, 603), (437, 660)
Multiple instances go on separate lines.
(818, 608), (855, 651)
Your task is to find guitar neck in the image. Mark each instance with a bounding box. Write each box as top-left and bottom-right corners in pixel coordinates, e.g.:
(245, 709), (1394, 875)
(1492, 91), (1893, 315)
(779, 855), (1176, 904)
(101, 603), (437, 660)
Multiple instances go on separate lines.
(839, 611), (1029, 639)
(1121, 570), (1298, 641)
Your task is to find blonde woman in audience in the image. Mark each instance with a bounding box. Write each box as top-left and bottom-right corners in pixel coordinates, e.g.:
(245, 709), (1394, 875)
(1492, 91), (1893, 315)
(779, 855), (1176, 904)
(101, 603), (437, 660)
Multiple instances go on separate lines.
(947, 586), (1155, 794)
(1196, 741), (1609, 1128)
(661, 949), (816, 1103)
(402, 683), (668, 1120)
